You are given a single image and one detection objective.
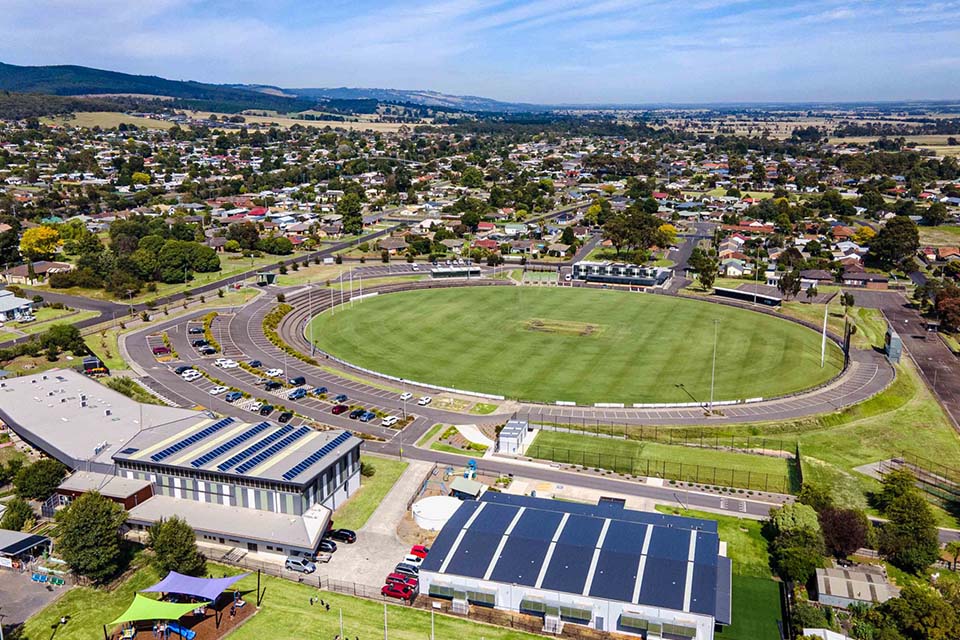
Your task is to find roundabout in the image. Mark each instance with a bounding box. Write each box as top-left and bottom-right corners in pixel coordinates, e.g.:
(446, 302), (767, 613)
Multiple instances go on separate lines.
(306, 285), (845, 405)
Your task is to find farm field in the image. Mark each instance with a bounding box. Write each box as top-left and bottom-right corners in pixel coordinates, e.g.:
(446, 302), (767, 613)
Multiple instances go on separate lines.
(308, 286), (843, 405)
(186, 110), (410, 132)
(919, 224), (960, 246)
(41, 111), (177, 130)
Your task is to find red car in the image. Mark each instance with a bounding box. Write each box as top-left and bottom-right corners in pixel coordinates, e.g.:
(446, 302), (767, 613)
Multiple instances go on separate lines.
(385, 573), (418, 590)
(381, 583), (415, 602)
(409, 545), (430, 559)
(331, 404), (349, 415)
(152, 346), (171, 355)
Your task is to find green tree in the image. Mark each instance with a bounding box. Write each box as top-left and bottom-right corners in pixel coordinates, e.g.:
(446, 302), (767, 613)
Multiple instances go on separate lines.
(0, 497), (34, 531)
(337, 192), (364, 235)
(148, 517), (206, 577)
(14, 459), (66, 500)
(877, 469), (916, 511)
(460, 166), (484, 188)
(56, 492), (128, 583)
(770, 503), (821, 537)
(871, 216), (920, 268)
(879, 585), (960, 640)
(560, 226), (576, 246)
(797, 482), (834, 513)
(945, 540), (960, 571)
(880, 491), (940, 573)
(923, 202), (950, 227)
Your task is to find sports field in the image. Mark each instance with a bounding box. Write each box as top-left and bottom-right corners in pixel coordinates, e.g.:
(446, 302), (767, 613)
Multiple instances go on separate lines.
(308, 286), (843, 404)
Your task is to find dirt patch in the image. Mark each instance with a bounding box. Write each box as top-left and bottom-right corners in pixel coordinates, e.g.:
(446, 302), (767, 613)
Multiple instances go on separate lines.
(396, 511), (442, 546)
(523, 318), (603, 337)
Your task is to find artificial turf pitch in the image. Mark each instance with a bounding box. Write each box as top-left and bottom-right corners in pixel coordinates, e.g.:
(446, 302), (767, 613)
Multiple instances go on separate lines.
(308, 286), (843, 405)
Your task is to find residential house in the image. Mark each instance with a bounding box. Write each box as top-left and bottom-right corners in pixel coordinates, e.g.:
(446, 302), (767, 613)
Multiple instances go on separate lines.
(378, 237), (409, 255)
(0, 288), (33, 321)
(0, 261), (73, 285)
(842, 269), (889, 290)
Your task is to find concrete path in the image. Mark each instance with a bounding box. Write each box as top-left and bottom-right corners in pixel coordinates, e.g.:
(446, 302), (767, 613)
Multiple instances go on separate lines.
(454, 424), (495, 448)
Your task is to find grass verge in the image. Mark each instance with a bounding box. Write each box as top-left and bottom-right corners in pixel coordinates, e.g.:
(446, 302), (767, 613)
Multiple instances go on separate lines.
(331, 457), (408, 530)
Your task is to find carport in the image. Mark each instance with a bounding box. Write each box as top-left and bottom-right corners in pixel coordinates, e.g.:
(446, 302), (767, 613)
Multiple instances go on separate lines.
(0, 530), (52, 569)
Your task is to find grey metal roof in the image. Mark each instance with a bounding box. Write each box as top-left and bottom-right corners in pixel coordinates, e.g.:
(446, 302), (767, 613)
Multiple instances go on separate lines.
(0, 530), (50, 557)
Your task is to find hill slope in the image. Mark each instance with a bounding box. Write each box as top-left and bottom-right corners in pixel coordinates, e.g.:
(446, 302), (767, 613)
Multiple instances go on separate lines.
(283, 86), (540, 112)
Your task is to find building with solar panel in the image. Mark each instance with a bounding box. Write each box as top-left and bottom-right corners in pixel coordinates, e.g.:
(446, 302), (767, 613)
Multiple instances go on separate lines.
(0, 369), (362, 558)
(419, 493), (732, 640)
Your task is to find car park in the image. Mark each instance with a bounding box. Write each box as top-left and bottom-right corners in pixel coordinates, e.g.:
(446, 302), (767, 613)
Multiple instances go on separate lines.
(331, 404), (349, 415)
(198, 346), (217, 355)
(258, 404), (275, 416)
(359, 411), (376, 422)
(247, 360), (262, 368)
(312, 386), (328, 396)
(209, 386), (230, 395)
(285, 557), (316, 574)
(152, 346), (171, 356)
(381, 415), (399, 427)
(319, 539), (337, 553)
(288, 388), (307, 400)
(327, 529), (356, 543)
(188, 326), (204, 334)
(417, 396), (432, 406)
(288, 376), (306, 387)
(410, 545), (430, 559)
(381, 583), (415, 602)
(334, 394), (348, 403)
(248, 401), (263, 412)
(399, 392), (413, 401)
(191, 339), (208, 347)
(277, 411), (294, 423)
(265, 368), (284, 377)
(264, 381), (282, 391)
(224, 391), (243, 403)
(348, 408), (365, 419)
(174, 365), (194, 375)
(385, 573), (418, 590)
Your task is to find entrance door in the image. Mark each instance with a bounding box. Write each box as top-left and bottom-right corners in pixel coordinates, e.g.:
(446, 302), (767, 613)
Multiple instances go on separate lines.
(247, 542), (258, 552)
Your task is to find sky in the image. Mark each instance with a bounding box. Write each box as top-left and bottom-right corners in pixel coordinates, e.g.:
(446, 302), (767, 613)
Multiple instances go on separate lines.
(2, 0), (959, 104)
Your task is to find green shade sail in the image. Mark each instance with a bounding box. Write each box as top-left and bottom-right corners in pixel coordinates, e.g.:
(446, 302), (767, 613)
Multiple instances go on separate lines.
(110, 594), (209, 625)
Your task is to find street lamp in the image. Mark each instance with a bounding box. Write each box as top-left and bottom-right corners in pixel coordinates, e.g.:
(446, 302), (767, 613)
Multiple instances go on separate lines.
(709, 319), (719, 414)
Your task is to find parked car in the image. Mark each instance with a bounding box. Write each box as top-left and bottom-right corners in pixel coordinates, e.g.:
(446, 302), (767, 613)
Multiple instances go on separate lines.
(214, 358), (232, 368)
(252, 377), (267, 386)
(287, 388), (307, 400)
(349, 408), (365, 419)
(248, 401), (264, 412)
(188, 326), (204, 334)
(381, 415), (399, 427)
(394, 563), (419, 577)
(381, 583), (415, 602)
(326, 529), (356, 544)
(319, 539), (338, 553)
(258, 404), (274, 416)
(265, 368), (284, 377)
(359, 411), (376, 423)
(198, 346), (217, 355)
(409, 545), (430, 559)
(399, 392), (413, 401)
(208, 386), (230, 395)
(225, 391), (243, 403)
(288, 376), (306, 387)
(152, 346), (171, 356)
(191, 339), (209, 347)
(181, 370), (202, 382)
(277, 411), (294, 423)
(285, 557), (316, 574)
(264, 381), (282, 391)
(247, 360), (262, 368)
(334, 394), (348, 403)
(385, 573), (418, 589)
(312, 386), (328, 396)
(331, 404), (349, 415)
(417, 396), (432, 406)
(174, 365), (194, 375)
(402, 554), (423, 566)
(221, 360), (239, 369)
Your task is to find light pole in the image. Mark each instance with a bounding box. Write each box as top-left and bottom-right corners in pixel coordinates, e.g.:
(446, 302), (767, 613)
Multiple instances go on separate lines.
(709, 319), (719, 414)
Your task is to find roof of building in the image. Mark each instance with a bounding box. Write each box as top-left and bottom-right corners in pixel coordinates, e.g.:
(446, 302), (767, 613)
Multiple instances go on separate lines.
(0, 369), (204, 468)
(0, 290), (32, 313)
(0, 529), (50, 557)
(421, 493), (731, 623)
(127, 495), (329, 550)
(58, 470), (152, 499)
(113, 418), (360, 486)
(499, 419), (527, 439)
(815, 567), (899, 604)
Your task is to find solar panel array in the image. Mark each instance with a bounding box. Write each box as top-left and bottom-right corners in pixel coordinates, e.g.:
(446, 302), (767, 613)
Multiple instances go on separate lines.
(215, 424), (294, 471)
(189, 421), (271, 468)
(118, 447), (139, 455)
(281, 432), (352, 481)
(234, 426), (312, 475)
(150, 417), (235, 462)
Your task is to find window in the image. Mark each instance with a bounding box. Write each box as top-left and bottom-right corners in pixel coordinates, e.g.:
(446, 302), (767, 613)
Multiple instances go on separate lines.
(519, 598), (545, 615)
(429, 585), (454, 599)
(619, 614), (649, 631)
(466, 590), (495, 607)
(559, 605), (591, 624)
(661, 623), (697, 638)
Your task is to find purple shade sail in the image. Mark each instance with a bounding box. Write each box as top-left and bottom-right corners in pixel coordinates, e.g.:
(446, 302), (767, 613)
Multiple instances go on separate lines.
(141, 571), (250, 601)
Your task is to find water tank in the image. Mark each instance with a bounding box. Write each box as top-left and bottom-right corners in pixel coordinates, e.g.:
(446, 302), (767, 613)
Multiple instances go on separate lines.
(412, 496), (462, 531)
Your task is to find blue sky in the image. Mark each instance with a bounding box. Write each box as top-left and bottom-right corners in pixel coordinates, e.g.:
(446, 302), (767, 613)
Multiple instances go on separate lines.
(3, 0), (959, 104)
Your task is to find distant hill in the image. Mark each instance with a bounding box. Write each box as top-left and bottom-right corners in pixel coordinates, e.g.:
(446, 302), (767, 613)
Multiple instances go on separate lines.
(282, 86), (542, 113)
(0, 62), (317, 114)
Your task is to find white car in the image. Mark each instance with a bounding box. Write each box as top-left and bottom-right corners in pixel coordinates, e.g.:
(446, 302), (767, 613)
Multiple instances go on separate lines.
(265, 368), (284, 378)
(208, 385), (230, 395)
(248, 401), (263, 412)
(221, 360), (239, 369)
(381, 415), (399, 427)
(403, 554), (423, 566)
(214, 358), (236, 368)
(417, 396), (432, 406)
(399, 392), (413, 401)
(181, 370), (202, 382)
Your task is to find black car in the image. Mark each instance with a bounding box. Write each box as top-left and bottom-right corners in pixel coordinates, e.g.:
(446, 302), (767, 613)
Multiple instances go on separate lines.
(174, 365), (194, 375)
(264, 381), (282, 391)
(319, 539), (337, 553)
(326, 528), (356, 544)
(348, 408), (364, 419)
(258, 404), (274, 416)
(188, 326), (204, 334)
(277, 411), (293, 423)
(198, 346), (217, 355)
(288, 376), (306, 387)
(248, 360), (262, 368)
(191, 339), (208, 347)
